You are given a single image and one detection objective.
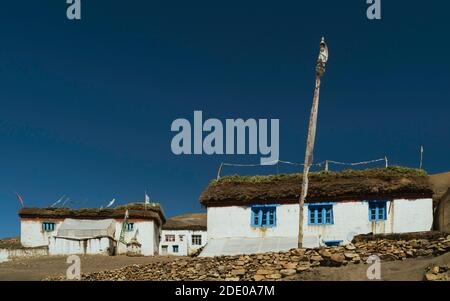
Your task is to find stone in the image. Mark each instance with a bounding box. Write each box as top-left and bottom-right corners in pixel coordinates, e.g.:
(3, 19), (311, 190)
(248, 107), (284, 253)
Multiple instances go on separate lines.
(266, 273), (282, 279)
(283, 262), (298, 269)
(345, 244), (356, 250)
(344, 252), (357, 260)
(330, 253), (345, 264)
(311, 255), (323, 262)
(217, 265), (227, 272)
(231, 269), (246, 276)
(44, 233), (450, 281)
(298, 255), (310, 262)
(253, 275), (266, 281)
(225, 277), (240, 281)
(425, 273), (441, 281)
(351, 255), (361, 264)
(280, 269), (297, 277)
(431, 266), (441, 274)
(256, 269), (273, 275)
(296, 262), (311, 271)
(319, 249), (332, 258)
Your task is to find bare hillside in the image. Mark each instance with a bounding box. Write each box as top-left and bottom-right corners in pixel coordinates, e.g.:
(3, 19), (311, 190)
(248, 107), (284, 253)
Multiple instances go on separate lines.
(429, 172), (450, 199)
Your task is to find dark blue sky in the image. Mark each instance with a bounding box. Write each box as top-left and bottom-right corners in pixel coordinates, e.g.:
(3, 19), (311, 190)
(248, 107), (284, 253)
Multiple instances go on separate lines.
(0, 1), (449, 238)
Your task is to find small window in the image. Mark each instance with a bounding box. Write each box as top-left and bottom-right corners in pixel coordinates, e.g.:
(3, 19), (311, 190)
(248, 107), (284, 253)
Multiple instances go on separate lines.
(161, 245), (168, 255)
(42, 222), (55, 232)
(192, 235), (202, 245)
(165, 234), (175, 242)
(126, 222), (134, 232)
(251, 205), (277, 227)
(179, 235), (184, 241)
(308, 205), (333, 225)
(369, 201), (387, 221)
(172, 245), (179, 253)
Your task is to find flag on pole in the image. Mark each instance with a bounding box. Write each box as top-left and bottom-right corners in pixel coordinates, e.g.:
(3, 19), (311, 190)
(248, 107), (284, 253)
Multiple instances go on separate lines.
(420, 145), (424, 169)
(106, 198), (116, 208)
(15, 192), (24, 207)
(62, 197), (70, 207)
(119, 209), (129, 244)
(145, 193), (150, 205)
(51, 195), (65, 208)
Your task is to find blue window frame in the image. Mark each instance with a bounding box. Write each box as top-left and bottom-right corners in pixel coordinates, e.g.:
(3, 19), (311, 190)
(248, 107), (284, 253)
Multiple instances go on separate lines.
(323, 240), (343, 247)
(172, 245), (179, 253)
(369, 201), (387, 221)
(251, 205), (277, 227)
(42, 222), (55, 232)
(126, 222), (134, 232)
(308, 205), (333, 225)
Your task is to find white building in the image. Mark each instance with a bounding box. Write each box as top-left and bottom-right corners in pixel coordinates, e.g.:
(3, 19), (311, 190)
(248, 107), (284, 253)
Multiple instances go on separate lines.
(159, 213), (207, 256)
(18, 203), (165, 256)
(199, 168), (434, 256)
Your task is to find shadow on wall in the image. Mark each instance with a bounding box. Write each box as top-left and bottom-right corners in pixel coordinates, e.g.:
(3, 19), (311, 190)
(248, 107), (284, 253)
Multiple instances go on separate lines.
(435, 188), (450, 232)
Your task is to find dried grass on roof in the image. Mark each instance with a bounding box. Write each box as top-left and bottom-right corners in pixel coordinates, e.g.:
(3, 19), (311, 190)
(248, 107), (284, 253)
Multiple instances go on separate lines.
(18, 202), (165, 224)
(200, 166), (432, 206)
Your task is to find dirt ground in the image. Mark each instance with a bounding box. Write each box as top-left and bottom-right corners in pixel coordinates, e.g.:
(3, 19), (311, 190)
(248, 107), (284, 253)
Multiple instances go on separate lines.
(0, 255), (181, 281)
(0, 253), (448, 281)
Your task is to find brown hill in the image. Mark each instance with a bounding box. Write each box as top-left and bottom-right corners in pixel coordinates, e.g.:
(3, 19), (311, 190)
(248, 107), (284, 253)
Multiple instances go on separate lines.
(429, 172), (450, 199)
(162, 213), (207, 231)
(429, 172), (450, 232)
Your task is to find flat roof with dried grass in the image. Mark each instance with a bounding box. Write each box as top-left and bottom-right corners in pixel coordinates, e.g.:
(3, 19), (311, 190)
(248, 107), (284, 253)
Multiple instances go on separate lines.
(19, 202), (166, 225)
(199, 166), (433, 207)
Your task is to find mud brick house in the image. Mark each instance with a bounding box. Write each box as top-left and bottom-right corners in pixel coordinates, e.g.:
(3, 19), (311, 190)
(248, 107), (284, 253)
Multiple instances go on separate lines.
(18, 203), (165, 256)
(199, 167), (434, 256)
(159, 213), (207, 256)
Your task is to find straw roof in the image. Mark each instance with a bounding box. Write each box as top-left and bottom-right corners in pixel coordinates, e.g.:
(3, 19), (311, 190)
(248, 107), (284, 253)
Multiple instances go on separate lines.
(199, 167), (432, 207)
(19, 202), (166, 225)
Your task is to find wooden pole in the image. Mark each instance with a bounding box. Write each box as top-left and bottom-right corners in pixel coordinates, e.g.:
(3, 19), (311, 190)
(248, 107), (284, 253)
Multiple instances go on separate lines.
(298, 37), (328, 248)
(298, 75), (322, 247)
(216, 162), (224, 180)
(419, 146), (424, 169)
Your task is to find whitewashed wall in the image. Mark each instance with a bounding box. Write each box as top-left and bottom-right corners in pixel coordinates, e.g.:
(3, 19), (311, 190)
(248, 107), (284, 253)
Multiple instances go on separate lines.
(0, 247), (48, 263)
(207, 198), (433, 248)
(0, 249), (9, 263)
(114, 220), (159, 256)
(21, 218), (162, 256)
(207, 204), (299, 239)
(49, 237), (113, 255)
(20, 219), (63, 248)
(159, 230), (207, 256)
(303, 198), (433, 246)
(303, 201), (394, 246)
(392, 198), (433, 233)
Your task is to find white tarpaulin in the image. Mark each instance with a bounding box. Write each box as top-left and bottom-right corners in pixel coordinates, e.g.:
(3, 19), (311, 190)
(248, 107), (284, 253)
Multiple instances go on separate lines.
(199, 237), (298, 257)
(56, 219), (116, 239)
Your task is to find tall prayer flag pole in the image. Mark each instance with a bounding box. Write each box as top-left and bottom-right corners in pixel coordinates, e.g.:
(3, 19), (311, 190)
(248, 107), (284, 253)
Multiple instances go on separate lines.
(298, 37), (328, 247)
